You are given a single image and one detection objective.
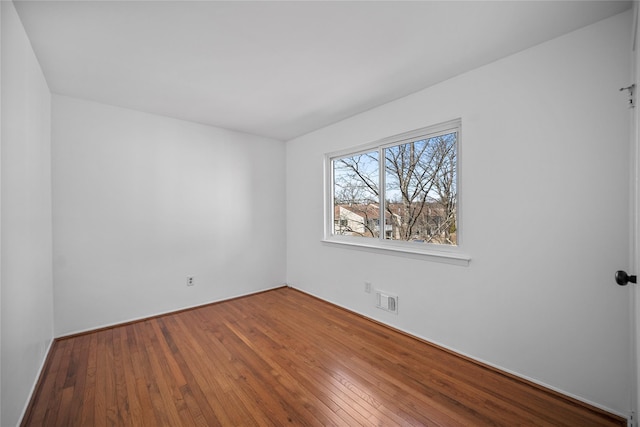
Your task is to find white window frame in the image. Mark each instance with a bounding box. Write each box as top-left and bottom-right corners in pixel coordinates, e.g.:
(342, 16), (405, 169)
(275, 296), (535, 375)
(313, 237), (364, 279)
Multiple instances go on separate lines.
(323, 119), (470, 266)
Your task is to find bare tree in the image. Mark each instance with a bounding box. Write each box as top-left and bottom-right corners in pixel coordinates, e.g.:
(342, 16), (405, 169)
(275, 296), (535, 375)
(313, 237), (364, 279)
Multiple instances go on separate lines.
(333, 132), (457, 244)
(429, 135), (457, 244)
(334, 153), (379, 203)
(333, 152), (380, 237)
(389, 133), (456, 244)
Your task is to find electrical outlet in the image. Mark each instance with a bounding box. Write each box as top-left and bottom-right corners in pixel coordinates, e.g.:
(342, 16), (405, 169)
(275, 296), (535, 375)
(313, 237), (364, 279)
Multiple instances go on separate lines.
(186, 276), (194, 286)
(365, 282), (372, 293)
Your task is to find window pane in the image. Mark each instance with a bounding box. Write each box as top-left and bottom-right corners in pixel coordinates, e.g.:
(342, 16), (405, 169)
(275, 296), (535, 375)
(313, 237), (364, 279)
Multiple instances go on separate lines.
(333, 151), (380, 238)
(384, 132), (457, 245)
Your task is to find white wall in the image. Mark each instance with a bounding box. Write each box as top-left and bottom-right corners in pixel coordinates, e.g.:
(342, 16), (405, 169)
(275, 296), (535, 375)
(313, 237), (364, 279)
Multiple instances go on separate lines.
(52, 96), (286, 336)
(2, 4), (4, 423)
(1, 1), (54, 426)
(286, 11), (633, 415)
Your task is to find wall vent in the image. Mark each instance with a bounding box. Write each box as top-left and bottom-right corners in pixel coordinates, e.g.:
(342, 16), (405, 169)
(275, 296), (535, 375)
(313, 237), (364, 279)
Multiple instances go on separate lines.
(376, 292), (398, 314)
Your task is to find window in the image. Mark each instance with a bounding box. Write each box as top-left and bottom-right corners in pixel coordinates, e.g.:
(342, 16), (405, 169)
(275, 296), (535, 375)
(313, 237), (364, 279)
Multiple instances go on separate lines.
(325, 119), (469, 263)
(333, 150), (379, 237)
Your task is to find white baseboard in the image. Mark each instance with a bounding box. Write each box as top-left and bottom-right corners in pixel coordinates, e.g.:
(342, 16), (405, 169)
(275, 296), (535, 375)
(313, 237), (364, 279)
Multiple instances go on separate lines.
(56, 284), (287, 339)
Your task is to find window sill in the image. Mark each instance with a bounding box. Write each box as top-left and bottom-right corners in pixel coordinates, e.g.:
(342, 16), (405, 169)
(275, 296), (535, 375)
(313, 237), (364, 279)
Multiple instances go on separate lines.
(321, 238), (471, 266)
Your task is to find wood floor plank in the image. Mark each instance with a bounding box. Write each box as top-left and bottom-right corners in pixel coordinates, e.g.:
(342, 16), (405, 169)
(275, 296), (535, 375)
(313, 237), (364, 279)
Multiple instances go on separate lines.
(22, 287), (626, 426)
(216, 317), (324, 425)
(116, 327), (145, 427)
(139, 320), (190, 426)
(239, 315), (382, 425)
(243, 293), (473, 425)
(167, 315), (246, 426)
(131, 322), (173, 427)
(79, 333), (98, 426)
(46, 338), (75, 426)
(219, 311), (354, 426)
(245, 299), (428, 425)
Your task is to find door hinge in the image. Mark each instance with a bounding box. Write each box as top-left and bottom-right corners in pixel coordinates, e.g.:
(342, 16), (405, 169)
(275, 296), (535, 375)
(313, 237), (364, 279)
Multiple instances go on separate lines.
(620, 84), (636, 108)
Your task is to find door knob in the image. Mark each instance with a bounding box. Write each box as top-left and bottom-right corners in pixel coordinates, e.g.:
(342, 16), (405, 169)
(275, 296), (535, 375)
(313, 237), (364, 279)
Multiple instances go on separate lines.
(615, 270), (637, 286)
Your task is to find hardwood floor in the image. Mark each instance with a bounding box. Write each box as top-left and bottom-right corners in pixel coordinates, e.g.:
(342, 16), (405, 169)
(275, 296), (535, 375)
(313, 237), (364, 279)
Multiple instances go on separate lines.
(22, 287), (625, 426)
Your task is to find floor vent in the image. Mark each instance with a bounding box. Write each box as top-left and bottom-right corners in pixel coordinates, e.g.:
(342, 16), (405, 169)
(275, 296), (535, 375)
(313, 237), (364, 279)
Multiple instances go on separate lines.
(376, 292), (398, 314)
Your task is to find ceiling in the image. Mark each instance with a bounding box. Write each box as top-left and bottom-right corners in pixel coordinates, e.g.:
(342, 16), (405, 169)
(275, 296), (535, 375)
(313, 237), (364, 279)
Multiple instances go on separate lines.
(13, 0), (632, 141)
